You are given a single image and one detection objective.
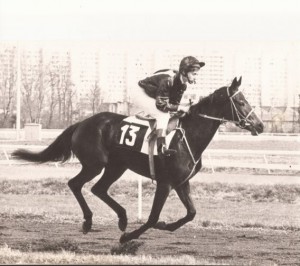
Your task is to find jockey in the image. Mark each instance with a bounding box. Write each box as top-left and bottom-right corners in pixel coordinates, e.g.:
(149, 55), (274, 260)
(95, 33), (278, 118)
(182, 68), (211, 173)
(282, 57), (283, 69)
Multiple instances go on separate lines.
(138, 56), (205, 156)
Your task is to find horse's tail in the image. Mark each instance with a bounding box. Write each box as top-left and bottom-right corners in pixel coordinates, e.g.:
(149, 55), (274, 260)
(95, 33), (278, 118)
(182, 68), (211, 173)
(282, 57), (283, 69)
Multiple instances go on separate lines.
(12, 123), (79, 163)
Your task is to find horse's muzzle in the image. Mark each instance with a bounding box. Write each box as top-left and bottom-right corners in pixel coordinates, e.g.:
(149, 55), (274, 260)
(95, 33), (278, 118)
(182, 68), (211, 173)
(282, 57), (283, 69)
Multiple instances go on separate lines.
(250, 121), (264, 135)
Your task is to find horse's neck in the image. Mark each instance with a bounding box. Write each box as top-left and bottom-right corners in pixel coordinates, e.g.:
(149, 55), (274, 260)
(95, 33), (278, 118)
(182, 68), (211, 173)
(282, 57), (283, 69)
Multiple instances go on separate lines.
(182, 103), (223, 158)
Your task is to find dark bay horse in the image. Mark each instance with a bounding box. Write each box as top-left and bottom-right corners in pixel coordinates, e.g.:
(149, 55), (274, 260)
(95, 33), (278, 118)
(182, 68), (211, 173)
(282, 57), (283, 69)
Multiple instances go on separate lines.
(12, 77), (264, 243)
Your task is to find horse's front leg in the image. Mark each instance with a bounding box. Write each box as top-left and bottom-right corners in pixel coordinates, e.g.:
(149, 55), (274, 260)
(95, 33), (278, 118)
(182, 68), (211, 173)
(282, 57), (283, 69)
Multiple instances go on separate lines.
(154, 181), (196, 231)
(120, 182), (171, 243)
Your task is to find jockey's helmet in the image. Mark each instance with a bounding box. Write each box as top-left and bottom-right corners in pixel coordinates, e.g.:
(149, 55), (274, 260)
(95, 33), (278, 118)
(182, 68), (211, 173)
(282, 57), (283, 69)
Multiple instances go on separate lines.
(179, 56), (205, 75)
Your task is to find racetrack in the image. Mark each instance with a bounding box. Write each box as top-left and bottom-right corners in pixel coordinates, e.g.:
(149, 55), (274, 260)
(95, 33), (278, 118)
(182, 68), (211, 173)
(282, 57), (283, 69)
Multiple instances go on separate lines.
(1, 217), (300, 265)
(1, 164), (300, 265)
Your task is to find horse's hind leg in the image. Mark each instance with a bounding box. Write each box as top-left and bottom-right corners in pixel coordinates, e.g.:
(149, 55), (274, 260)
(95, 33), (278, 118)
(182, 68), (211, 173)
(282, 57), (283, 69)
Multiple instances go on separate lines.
(91, 162), (127, 231)
(68, 165), (104, 234)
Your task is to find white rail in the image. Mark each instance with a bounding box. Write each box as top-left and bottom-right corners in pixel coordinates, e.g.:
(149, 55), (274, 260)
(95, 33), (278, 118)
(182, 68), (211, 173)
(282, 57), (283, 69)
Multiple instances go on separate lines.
(205, 149), (300, 155)
(202, 149), (300, 173)
(1, 144), (299, 222)
(0, 145), (299, 172)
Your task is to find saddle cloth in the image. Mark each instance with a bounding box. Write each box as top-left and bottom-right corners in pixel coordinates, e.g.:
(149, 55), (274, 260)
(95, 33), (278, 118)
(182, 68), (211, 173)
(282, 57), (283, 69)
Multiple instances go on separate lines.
(116, 116), (176, 155)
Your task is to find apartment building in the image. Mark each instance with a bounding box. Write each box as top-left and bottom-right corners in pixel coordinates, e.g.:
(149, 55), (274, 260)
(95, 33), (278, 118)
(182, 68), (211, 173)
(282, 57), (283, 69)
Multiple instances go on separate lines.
(1, 41), (299, 131)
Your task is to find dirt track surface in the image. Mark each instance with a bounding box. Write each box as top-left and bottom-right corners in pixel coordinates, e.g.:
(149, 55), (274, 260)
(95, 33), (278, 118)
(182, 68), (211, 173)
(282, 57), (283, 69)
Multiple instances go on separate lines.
(1, 218), (300, 265)
(1, 158), (300, 265)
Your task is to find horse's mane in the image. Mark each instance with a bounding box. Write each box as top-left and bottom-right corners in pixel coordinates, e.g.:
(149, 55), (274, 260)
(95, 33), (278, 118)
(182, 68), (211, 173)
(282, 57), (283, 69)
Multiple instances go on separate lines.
(188, 84), (232, 117)
(198, 94), (214, 106)
(189, 93), (214, 116)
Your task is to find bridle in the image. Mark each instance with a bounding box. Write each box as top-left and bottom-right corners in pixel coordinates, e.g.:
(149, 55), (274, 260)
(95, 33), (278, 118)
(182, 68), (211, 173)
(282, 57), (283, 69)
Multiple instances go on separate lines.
(198, 86), (256, 129)
(175, 86), (257, 188)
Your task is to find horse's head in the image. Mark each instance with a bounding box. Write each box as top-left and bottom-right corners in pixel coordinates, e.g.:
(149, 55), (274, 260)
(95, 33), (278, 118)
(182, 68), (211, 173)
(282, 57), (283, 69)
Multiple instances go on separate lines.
(193, 76), (264, 135)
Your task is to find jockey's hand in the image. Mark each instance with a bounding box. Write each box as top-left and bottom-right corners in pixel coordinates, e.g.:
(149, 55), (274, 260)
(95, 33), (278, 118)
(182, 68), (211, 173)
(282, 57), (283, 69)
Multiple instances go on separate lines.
(178, 104), (190, 113)
(175, 110), (188, 118)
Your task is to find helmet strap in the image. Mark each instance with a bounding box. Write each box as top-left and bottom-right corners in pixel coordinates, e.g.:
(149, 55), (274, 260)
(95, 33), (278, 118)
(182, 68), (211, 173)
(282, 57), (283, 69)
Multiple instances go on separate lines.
(181, 72), (194, 84)
(183, 71), (191, 81)
(180, 72), (187, 82)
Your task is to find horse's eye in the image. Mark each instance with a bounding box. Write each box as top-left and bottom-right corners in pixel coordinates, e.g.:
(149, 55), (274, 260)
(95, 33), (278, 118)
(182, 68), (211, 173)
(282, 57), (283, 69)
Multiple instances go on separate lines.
(238, 100), (245, 106)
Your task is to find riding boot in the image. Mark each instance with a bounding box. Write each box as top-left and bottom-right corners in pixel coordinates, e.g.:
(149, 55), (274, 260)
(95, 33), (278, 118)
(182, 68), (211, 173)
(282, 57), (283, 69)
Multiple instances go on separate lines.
(157, 136), (176, 156)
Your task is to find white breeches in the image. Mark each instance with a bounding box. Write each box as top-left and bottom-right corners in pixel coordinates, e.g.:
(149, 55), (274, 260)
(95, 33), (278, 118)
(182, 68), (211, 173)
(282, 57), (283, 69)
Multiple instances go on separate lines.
(130, 86), (170, 136)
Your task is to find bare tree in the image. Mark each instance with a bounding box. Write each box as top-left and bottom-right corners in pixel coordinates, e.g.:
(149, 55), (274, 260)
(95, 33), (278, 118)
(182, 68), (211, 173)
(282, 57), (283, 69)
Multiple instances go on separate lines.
(43, 59), (76, 128)
(21, 49), (45, 124)
(89, 80), (101, 115)
(66, 84), (76, 125)
(36, 70), (45, 123)
(55, 66), (75, 127)
(44, 67), (59, 128)
(0, 47), (17, 127)
(21, 66), (44, 123)
(0, 72), (16, 127)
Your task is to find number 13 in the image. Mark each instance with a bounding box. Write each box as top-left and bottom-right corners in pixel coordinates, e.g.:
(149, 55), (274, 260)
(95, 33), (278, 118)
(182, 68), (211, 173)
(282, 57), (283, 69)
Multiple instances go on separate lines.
(120, 124), (140, 146)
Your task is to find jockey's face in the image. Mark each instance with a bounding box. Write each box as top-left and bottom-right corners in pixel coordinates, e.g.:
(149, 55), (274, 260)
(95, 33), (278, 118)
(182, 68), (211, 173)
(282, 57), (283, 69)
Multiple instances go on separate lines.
(185, 69), (200, 84)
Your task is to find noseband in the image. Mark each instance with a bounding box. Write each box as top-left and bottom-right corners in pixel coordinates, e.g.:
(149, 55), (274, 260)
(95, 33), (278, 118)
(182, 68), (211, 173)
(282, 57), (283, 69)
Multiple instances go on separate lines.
(198, 87), (256, 129)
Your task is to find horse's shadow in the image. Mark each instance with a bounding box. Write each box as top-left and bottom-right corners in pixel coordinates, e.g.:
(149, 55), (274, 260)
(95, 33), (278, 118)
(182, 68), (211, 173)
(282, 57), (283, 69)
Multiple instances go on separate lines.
(110, 240), (144, 255)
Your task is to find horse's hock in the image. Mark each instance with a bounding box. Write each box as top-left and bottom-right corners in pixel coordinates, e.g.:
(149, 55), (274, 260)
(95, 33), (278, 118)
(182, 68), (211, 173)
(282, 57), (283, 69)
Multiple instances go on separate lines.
(24, 123), (42, 141)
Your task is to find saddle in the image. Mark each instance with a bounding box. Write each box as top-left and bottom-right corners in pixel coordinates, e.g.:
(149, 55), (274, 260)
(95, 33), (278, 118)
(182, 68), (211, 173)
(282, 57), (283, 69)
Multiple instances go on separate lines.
(135, 112), (179, 180)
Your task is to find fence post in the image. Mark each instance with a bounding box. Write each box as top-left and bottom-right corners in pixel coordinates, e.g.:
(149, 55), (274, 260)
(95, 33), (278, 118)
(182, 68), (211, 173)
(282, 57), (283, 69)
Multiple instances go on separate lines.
(2, 148), (11, 166)
(138, 176), (143, 222)
(263, 154), (271, 174)
(207, 153), (215, 173)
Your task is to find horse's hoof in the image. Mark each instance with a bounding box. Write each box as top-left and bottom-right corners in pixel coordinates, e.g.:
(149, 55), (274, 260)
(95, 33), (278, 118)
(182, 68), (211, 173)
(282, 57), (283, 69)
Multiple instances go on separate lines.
(119, 232), (130, 243)
(82, 220), (92, 234)
(154, 221), (167, 230)
(118, 217), (128, 232)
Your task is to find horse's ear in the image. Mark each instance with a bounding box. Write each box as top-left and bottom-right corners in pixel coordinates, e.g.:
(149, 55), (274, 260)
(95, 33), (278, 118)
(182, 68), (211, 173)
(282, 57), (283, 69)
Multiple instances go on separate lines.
(237, 76), (242, 86)
(231, 77), (238, 87)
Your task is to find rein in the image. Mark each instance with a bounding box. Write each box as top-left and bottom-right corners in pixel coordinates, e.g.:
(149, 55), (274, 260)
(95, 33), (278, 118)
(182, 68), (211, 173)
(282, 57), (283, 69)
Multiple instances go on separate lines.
(198, 87), (255, 129)
(174, 127), (201, 188)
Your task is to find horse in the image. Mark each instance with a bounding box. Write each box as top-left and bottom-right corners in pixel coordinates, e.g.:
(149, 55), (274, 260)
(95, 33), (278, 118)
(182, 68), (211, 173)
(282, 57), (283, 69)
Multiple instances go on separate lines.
(12, 76), (264, 243)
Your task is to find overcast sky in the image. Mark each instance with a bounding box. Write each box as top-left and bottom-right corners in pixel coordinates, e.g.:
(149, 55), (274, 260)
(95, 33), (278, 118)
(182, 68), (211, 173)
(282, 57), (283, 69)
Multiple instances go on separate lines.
(0, 0), (300, 41)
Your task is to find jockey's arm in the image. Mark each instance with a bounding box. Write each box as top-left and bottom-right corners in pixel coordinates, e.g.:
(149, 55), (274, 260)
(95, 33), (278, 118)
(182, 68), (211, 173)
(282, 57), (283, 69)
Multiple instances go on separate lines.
(156, 96), (191, 113)
(155, 79), (174, 112)
(156, 96), (178, 112)
(155, 78), (182, 112)
(155, 78), (191, 113)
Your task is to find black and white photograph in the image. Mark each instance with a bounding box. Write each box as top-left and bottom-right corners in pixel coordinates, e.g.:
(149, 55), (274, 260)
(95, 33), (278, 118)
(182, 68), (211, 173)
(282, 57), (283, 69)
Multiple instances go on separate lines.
(0, 0), (300, 265)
